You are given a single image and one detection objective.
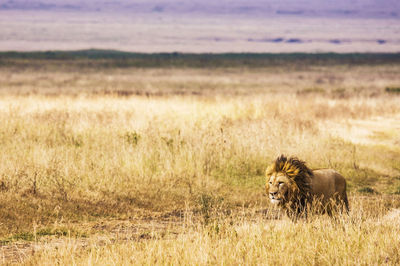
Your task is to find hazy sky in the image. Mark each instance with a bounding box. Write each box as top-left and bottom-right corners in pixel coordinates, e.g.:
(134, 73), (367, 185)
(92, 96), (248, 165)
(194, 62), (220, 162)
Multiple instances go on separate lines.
(0, 0), (399, 52)
(0, 0), (399, 18)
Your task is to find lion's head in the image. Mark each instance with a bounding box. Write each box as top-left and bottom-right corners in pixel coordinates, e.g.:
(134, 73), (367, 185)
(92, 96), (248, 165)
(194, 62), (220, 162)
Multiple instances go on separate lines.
(265, 155), (312, 208)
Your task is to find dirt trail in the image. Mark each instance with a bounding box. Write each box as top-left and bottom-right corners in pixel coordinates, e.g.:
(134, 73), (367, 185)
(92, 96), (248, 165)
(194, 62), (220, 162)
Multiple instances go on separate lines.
(321, 116), (400, 146)
(1, 217), (185, 264)
(382, 208), (400, 224)
(0, 208), (277, 264)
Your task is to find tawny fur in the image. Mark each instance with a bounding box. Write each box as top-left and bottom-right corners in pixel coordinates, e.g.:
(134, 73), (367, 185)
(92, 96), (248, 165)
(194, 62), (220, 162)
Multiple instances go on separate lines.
(265, 155), (349, 216)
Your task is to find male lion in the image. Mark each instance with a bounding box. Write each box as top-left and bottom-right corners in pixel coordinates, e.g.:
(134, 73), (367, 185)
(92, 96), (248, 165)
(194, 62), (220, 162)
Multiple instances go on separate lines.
(265, 155), (349, 216)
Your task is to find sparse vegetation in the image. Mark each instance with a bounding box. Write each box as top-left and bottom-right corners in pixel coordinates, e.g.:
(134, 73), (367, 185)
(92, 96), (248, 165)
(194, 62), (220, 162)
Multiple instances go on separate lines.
(385, 87), (400, 93)
(1, 50), (400, 68)
(0, 53), (400, 264)
(23, 203), (400, 265)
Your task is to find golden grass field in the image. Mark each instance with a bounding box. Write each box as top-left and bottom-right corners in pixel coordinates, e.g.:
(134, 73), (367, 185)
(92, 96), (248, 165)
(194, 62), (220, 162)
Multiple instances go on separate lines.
(0, 56), (400, 264)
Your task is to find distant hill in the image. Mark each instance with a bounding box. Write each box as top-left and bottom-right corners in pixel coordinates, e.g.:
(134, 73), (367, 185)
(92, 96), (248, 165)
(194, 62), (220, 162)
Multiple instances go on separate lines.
(0, 0), (399, 18)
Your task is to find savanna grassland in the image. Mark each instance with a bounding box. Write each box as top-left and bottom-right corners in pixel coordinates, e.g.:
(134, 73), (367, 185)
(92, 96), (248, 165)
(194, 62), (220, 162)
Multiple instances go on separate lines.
(1, 52), (400, 265)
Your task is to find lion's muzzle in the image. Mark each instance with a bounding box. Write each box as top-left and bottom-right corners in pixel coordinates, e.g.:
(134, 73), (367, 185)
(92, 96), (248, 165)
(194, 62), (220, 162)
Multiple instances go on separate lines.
(270, 198), (282, 204)
(269, 191), (283, 204)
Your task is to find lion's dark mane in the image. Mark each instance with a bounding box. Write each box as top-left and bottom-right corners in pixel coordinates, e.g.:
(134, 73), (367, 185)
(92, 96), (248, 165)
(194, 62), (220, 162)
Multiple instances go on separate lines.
(269, 155), (313, 212)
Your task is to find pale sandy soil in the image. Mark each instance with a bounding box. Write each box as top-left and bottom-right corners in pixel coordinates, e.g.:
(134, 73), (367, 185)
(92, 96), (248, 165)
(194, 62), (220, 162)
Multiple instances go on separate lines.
(321, 116), (400, 146)
(320, 115), (400, 177)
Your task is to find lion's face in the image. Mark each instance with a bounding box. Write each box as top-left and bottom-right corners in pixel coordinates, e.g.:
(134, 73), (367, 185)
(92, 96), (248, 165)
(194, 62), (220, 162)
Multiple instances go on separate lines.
(265, 172), (297, 205)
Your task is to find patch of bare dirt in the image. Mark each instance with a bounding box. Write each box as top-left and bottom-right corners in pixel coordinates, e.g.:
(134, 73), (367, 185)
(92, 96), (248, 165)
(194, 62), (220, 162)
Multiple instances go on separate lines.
(0, 216), (185, 264)
(381, 208), (400, 224)
(321, 116), (400, 146)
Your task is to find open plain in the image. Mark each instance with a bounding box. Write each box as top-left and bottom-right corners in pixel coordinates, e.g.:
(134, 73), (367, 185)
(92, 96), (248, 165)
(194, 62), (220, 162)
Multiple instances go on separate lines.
(0, 53), (400, 264)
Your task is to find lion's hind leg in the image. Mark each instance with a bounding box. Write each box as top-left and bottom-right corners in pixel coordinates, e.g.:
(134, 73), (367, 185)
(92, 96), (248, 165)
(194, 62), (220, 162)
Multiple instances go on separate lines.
(331, 193), (350, 215)
(343, 192), (350, 213)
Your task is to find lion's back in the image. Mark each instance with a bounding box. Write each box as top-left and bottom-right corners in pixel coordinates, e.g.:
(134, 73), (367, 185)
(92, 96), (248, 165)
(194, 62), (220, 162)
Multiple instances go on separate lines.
(311, 169), (347, 202)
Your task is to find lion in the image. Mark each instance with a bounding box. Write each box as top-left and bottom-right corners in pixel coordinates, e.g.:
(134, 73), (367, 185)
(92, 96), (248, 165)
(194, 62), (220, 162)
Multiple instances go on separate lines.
(265, 155), (349, 216)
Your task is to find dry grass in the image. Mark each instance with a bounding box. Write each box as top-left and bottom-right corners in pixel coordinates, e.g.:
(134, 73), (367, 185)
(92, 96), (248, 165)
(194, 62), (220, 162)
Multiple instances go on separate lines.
(15, 196), (400, 265)
(1, 63), (400, 97)
(0, 59), (400, 264)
